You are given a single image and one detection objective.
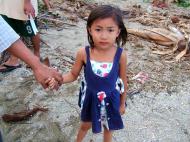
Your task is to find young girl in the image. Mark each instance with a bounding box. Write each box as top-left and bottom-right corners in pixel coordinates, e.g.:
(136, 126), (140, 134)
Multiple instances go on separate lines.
(47, 5), (128, 142)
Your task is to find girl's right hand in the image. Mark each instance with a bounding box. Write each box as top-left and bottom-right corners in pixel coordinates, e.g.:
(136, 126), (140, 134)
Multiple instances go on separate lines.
(45, 77), (58, 90)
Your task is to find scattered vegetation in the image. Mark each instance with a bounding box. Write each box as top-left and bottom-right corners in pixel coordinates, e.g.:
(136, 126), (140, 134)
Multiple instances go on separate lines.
(177, 0), (190, 7)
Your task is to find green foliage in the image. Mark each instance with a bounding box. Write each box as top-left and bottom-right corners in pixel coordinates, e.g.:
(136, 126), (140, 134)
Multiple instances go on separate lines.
(177, 0), (190, 8)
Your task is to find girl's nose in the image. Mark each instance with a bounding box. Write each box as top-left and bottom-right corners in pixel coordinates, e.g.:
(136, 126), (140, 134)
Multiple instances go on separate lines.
(100, 31), (108, 39)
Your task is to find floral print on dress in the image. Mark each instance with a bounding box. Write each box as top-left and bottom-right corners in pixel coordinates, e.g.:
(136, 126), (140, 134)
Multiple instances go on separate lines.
(103, 73), (108, 77)
(100, 64), (107, 68)
(91, 60), (112, 77)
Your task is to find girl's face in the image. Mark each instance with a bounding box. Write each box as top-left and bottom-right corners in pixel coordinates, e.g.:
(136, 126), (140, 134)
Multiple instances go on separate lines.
(88, 17), (120, 49)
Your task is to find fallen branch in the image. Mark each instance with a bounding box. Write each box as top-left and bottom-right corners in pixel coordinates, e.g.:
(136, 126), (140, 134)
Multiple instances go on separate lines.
(39, 17), (77, 26)
(40, 38), (52, 48)
(2, 106), (48, 123)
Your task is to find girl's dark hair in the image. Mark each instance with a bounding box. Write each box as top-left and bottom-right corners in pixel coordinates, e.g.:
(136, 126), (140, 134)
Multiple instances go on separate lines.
(87, 5), (128, 47)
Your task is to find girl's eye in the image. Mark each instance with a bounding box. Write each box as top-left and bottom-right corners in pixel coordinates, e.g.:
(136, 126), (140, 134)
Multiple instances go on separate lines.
(108, 29), (114, 32)
(95, 29), (101, 32)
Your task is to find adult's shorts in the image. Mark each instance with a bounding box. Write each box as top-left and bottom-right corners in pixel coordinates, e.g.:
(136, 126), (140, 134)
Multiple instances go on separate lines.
(1, 15), (38, 37)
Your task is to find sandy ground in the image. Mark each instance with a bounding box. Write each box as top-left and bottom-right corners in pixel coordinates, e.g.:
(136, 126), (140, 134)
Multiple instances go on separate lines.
(0, 0), (190, 142)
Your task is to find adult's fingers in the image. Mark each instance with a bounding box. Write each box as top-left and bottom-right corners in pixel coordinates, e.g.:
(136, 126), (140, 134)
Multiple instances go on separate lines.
(41, 80), (49, 89)
(24, 10), (28, 15)
(29, 10), (35, 18)
(24, 9), (35, 17)
(45, 77), (51, 84)
(52, 69), (63, 85)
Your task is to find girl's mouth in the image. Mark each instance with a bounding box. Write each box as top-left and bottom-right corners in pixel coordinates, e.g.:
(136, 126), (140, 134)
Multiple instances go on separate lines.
(99, 42), (109, 45)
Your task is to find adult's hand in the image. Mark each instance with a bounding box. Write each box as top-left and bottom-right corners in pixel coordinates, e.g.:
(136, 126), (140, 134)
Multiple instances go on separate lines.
(24, 0), (35, 17)
(7, 39), (63, 90)
(32, 64), (63, 90)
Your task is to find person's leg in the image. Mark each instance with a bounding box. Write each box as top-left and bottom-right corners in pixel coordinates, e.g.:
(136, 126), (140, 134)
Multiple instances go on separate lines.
(103, 127), (112, 142)
(0, 51), (9, 64)
(31, 33), (40, 58)
(1, 55), (20, 66)
(42, 0), (52, 11)
(18, 18), (40, 58)
(76, 122), (91, 142)
(0, 54), (21, 72)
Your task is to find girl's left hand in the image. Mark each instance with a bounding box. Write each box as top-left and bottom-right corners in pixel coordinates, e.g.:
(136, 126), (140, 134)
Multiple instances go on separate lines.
(119, 104), (125, 115)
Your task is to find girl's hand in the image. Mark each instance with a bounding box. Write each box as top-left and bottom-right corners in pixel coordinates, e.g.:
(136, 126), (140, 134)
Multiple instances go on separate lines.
(119, 103), (126, 115)
(45, 77), (58, 90)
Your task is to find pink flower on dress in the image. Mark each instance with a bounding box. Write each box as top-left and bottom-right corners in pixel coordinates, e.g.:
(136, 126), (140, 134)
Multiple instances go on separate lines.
(97, 91), (106, 102)
(103, 73), (109, 77)
(101, 64), (107, 68)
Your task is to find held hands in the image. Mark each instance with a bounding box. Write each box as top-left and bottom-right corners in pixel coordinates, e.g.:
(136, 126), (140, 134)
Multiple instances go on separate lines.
(45, 77), (60, 90)
(45, 67), (63, 90)
(32, 64), (63, 90)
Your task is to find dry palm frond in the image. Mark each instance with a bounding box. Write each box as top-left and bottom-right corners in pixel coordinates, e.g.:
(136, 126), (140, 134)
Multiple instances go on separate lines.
(127, 26), (190, 61)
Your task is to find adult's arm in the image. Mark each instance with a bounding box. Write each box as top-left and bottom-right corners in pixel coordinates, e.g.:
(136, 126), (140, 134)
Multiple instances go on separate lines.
(0, 16), (63, 88)
(7, 40), (63, 89)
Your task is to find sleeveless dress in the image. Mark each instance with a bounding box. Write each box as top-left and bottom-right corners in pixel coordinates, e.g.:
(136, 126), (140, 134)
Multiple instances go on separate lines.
(79, 46), (124, 133)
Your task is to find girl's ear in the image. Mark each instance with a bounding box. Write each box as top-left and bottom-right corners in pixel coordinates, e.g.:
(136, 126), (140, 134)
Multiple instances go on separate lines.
(88, 27), (92, 35)
(117, 29), (121, 37)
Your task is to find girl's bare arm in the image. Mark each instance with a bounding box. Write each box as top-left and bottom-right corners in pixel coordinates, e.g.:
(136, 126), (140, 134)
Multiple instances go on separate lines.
(119, 50), (128, 107)
(63, 48), (86, 83)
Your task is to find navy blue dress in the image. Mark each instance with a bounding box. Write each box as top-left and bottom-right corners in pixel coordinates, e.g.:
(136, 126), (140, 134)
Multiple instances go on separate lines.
(80, 46), (124, 133)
